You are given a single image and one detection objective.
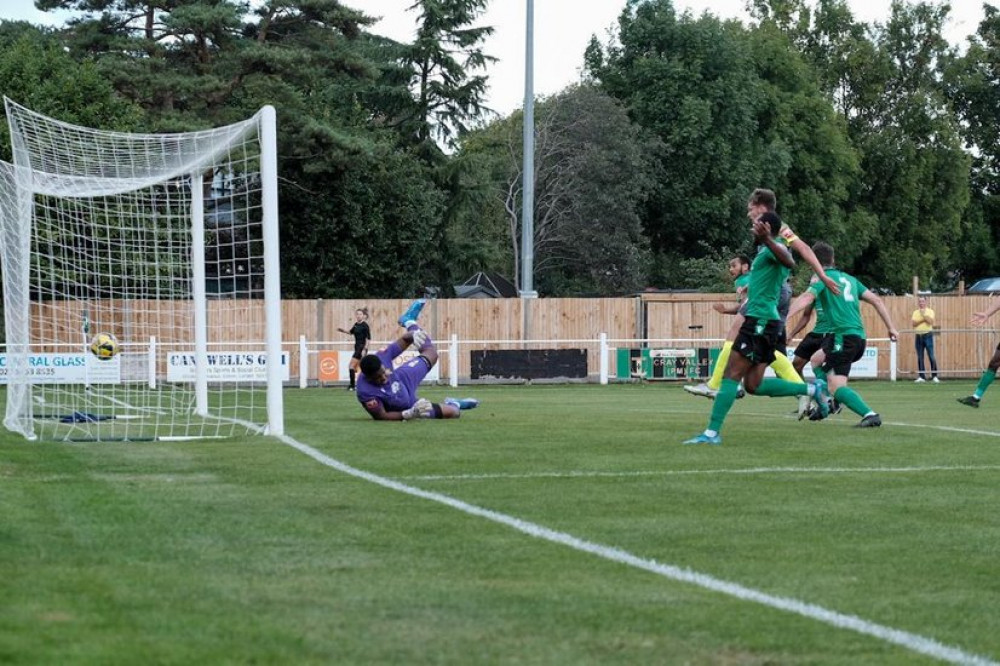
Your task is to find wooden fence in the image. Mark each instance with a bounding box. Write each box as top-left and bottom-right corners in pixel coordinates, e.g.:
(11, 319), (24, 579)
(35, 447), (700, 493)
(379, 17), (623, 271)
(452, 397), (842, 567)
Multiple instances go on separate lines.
(290, 294), (999, 382)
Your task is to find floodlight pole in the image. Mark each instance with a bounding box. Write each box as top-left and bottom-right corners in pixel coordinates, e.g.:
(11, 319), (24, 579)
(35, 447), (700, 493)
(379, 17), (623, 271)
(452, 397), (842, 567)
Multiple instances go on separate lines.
(520, 0), (538, 341)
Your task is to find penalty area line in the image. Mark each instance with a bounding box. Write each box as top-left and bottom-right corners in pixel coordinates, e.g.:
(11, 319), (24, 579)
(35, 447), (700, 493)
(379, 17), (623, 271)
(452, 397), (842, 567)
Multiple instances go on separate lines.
(279, 433), (997, 666)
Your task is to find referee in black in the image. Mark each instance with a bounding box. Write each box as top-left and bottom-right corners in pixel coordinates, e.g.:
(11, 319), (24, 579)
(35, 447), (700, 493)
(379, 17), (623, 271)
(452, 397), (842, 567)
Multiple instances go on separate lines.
(338, 308), (371, 390)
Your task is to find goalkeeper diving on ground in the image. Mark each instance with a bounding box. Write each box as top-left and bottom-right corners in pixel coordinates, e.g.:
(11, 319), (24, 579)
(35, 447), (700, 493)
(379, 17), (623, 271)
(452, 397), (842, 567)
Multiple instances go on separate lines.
(355, 299), (479, 421)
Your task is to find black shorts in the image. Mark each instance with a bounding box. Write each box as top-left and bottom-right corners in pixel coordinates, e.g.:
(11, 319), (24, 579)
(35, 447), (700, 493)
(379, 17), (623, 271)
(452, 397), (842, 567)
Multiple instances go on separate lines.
(352, 344), (366, 360)
(820, 334), (866, 377)
(794, 332), (826, 361)
(733, 316), (783, 366)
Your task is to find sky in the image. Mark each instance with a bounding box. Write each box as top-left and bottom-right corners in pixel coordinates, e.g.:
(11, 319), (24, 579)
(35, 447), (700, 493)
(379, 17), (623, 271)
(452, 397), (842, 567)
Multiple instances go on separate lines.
(0, 0), (987, 115)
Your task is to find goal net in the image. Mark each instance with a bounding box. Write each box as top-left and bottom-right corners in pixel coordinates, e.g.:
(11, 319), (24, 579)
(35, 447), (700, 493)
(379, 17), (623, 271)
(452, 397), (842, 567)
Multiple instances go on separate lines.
(0, 99), (283, 441)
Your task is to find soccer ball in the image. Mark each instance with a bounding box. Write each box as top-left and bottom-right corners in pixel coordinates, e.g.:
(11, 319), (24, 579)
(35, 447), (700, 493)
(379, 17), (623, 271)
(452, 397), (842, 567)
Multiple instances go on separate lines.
(89, 332), (120, 360)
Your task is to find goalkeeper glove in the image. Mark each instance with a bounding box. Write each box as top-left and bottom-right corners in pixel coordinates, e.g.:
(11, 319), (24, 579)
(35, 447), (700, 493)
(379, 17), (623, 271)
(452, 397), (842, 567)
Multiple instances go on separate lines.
(411, 328), (428, 348)
(402, 398), (433, 420)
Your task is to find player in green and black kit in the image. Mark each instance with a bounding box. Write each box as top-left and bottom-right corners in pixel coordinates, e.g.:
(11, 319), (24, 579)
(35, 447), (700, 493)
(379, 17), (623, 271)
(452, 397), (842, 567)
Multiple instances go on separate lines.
(685, 188), (831, 400)
(786, 274), (837, 418)
(785, 242), (899, 427)
(683, 213), (832, 446)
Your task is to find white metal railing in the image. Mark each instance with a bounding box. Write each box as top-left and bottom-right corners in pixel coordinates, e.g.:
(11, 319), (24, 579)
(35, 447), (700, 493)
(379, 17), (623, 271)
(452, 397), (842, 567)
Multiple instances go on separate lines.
(291, 334), (902, 387)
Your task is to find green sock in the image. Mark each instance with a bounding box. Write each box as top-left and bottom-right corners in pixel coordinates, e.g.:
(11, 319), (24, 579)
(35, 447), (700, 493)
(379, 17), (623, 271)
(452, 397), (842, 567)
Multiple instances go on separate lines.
(708, 342), (733, 391)
(708, 377), (740, 433)
(813, 365), (828, 382)
(974, 370), (996, 400)
(755, 377), (810, 397)
(834, 386), (871, 417)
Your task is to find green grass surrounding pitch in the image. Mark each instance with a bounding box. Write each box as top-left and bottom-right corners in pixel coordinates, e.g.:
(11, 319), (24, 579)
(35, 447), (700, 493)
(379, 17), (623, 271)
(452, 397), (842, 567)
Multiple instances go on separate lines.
(2, 381), (1000, 665)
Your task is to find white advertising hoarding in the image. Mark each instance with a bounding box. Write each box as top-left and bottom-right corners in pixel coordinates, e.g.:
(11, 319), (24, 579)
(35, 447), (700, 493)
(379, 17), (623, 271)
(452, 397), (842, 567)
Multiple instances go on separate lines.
(765, 346), (878, 379)
(166, 352), (290, 382)
(0, 353), (121, 384)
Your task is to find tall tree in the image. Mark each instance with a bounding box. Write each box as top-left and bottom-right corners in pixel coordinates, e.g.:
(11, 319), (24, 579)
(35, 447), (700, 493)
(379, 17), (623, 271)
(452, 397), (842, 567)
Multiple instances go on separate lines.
(31, 0), (456, 297)
(943, 4), (1000, 282)
(399, 0), (495, 154)
(746, 19), (862, 271)
(585, 0), (857, 288)
(459, 85), (654, 296)
(749, 0), (969, 292)
(849, 1), (968, 291)
(584, 0), (766, 281)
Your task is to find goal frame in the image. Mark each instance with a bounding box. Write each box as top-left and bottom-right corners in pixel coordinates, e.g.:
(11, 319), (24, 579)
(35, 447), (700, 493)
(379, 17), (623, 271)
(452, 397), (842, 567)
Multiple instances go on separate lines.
(0, 101), (283, 441)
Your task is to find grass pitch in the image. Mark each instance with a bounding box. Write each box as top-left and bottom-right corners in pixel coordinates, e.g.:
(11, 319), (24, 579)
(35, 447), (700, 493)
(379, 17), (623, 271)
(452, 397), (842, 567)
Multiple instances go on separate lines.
(2, 381), (999, 665)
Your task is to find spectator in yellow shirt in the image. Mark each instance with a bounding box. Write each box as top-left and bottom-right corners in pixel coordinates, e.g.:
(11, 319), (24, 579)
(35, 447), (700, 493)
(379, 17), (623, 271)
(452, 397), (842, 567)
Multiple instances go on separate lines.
(911, 296), (939, 383)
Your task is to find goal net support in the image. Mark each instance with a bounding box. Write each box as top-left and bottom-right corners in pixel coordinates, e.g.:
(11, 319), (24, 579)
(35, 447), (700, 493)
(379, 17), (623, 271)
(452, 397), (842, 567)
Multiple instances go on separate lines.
(0, 99), (283, 441)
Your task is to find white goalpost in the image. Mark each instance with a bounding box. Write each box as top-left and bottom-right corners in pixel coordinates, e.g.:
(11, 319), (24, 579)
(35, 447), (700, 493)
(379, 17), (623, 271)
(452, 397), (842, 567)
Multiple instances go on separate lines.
(0, 99), (283, 441)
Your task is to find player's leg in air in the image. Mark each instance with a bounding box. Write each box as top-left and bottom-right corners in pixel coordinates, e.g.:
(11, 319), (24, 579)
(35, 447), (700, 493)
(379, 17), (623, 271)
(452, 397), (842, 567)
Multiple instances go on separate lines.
(684, 318), (829, 446)
(685, 316), (743, 400)
(398, 299), (479, 418)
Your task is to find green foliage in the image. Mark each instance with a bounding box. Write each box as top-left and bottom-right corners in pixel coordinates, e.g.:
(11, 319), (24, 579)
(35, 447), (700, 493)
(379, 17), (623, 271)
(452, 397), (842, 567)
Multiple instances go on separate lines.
(0, 24), (141, 158)
(7, 0), (1000, 296)
(746, 21), (861, 262)
(750, 0), (970, 292)
(397, 0), (496, 152)
(942, 4), (1000, 282)
(843, 2), (969, 291)
(458, 85), (655, 296)
(279, 146), (445, 298)
(586, 0), (859, 295)
(650, 250), (740, 292)
(587, 1), (766, 261)
(433, 149), (514, 291)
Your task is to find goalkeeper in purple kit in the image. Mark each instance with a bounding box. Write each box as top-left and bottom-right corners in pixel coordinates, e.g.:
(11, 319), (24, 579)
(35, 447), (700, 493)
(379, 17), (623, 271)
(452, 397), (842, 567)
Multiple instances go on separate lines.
(356, 299), (478, 421)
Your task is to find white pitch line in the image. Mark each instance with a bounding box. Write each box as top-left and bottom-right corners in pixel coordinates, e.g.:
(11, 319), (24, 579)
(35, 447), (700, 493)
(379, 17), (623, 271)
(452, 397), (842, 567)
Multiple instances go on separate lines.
(403, 464), (1000, 482)
(886, 422), (1000, 437)
(637, 407), (1000, 438)
(279, 433), (998, 666)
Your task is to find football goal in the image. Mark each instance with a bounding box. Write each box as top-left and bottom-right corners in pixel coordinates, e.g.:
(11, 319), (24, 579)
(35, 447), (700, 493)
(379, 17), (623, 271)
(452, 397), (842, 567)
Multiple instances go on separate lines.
(0, 99), (283, 441)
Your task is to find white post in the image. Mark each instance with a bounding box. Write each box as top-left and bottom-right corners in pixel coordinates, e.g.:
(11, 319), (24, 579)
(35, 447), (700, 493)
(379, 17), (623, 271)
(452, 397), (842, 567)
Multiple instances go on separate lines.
(261, 105), (284, 435)
(450, 333), (459, 388)
(190, 170), (209, 417)
(599, 332), (608, 385)
(889, 338), (897, 382)
(3, 168), (37, 438)
(299, 335), (308, 389)
(148, 336), (157, 389)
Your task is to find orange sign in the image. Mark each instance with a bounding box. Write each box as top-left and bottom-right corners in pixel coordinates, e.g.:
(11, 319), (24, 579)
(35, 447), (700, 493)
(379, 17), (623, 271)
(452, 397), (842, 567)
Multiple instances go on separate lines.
(318, 350), (340, 382)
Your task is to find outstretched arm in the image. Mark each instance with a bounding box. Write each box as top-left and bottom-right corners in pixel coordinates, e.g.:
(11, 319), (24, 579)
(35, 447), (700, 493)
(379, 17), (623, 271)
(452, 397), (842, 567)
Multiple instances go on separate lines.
(861, 292), (899, 341)
(713, 301), (741, 315)
(786, 301), (815, 340)
(785, 291), (816, 326)
(972, 295), (1000, 326)
(789, 237), (840, 295)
